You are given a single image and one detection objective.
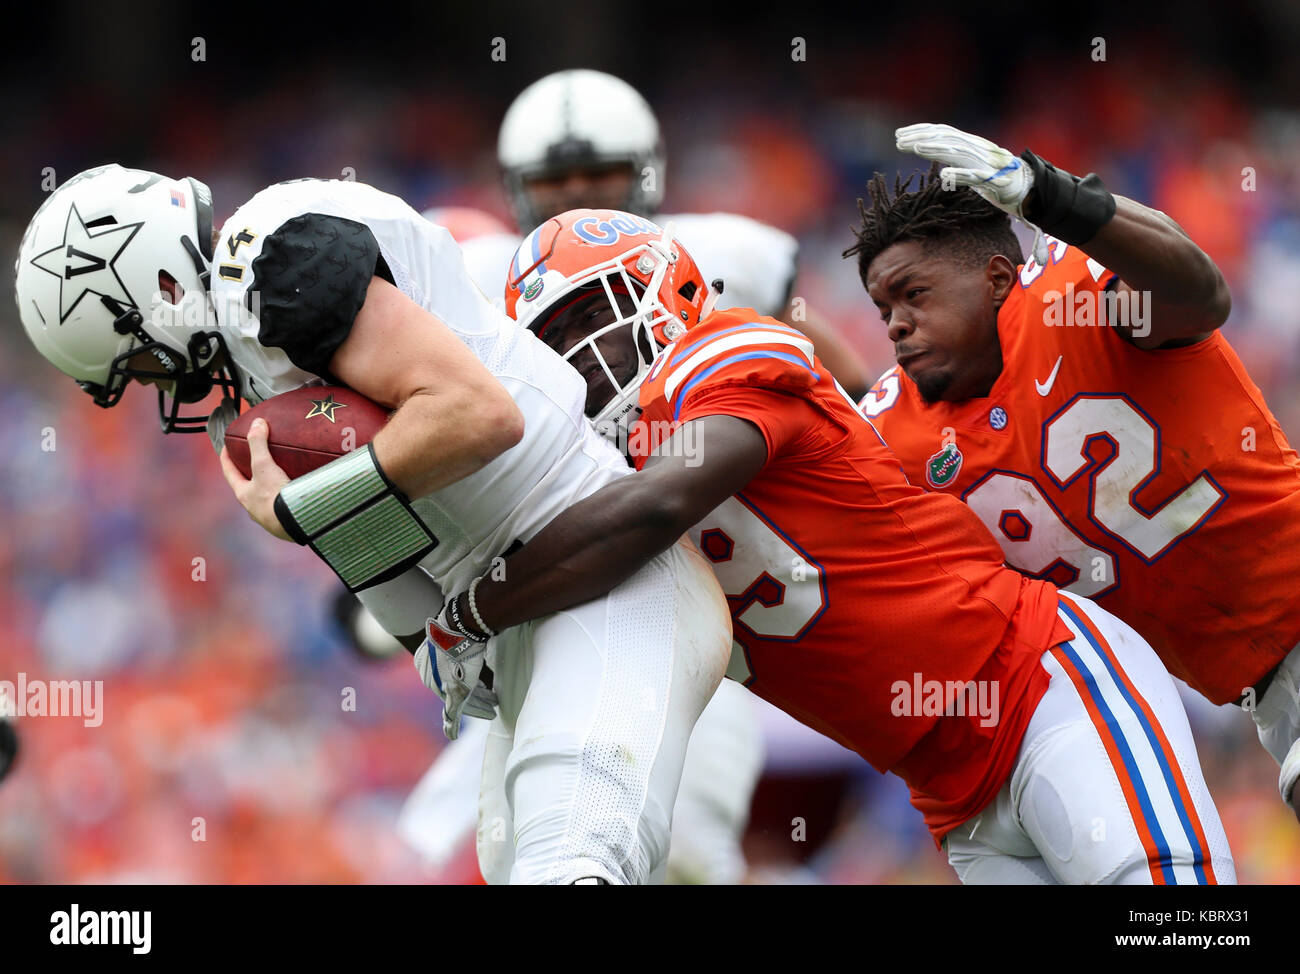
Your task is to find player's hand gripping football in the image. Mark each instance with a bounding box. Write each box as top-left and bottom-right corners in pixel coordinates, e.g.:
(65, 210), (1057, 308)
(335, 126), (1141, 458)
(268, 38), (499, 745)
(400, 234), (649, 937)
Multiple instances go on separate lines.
(218, 418), (293, 541)
(414, 599), (498, 740)
(895, 122), (1049, 265)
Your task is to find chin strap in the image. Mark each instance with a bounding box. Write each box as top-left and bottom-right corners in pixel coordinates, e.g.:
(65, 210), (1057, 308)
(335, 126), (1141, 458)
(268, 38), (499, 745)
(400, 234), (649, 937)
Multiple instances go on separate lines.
(93, 294), (244, 434)
(205, 398), (241, 455)
(102, 295), (149, 341)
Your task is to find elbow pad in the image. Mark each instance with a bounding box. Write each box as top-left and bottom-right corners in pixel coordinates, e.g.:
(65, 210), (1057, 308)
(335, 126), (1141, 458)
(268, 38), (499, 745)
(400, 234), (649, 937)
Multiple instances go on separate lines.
(274, 443), (438, 592)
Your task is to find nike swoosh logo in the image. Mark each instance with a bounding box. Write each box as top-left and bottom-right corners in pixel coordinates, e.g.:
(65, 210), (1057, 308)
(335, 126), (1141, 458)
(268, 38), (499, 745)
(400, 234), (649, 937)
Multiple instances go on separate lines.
(1035, 355), (1063, 396)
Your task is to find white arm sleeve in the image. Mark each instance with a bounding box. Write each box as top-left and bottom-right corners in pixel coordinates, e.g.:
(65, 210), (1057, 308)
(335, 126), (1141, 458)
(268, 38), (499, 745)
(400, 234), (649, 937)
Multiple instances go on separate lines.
(354, 566), (445, 638)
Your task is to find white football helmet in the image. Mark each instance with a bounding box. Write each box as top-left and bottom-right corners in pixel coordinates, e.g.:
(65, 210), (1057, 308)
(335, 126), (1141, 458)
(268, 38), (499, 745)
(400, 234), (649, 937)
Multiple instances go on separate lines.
(13, 164), (239, 433)
(498, 70), (665, 233)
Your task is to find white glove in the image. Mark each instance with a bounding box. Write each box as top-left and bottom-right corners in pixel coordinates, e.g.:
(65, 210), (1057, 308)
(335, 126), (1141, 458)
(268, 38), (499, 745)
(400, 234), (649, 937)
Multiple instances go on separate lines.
(895, 122), (1049, 265)
(413, 601), (498, 740)
(205, 397), (241, 456)
(1280, 737), (1300, 810)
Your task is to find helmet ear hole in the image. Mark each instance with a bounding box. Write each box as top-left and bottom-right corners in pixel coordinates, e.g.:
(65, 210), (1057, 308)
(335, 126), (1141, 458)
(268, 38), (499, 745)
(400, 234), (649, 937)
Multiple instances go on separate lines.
(158, 270), (184, 304)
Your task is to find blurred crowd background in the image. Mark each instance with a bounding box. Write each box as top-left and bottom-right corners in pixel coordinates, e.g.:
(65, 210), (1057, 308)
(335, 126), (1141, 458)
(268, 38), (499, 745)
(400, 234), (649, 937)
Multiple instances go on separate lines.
(2, 0), (1299, 883)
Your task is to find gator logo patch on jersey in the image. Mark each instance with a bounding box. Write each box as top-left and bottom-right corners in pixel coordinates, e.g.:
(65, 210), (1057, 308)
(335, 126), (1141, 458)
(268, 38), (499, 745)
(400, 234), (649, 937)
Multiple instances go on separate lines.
(925, 442), (963, 488)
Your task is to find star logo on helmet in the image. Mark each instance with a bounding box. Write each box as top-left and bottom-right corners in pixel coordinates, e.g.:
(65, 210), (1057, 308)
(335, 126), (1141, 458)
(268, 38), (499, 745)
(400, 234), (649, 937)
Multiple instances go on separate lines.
(304, 394), (348, 423)
(28, 203), (144, 324)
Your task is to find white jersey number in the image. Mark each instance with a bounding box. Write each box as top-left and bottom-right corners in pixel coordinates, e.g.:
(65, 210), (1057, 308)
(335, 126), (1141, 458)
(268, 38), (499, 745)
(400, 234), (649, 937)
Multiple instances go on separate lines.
(690, 494), (827, 682)
(965, 394), (1224, 596)
(859, 367), (901, 418)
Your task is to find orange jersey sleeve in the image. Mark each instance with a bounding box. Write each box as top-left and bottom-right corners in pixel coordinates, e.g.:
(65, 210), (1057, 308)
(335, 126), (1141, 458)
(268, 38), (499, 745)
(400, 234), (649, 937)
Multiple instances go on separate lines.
(868, 237), (1300, 703)
(684, 383), (840, 464)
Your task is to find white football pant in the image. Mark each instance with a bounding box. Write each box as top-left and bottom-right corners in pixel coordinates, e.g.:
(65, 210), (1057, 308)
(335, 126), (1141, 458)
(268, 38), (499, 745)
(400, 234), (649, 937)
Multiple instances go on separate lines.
(664, 677), (764, 884)
(946, 593), (1235, 885)
(398, 676), (763, 884)
(477, 537), (732, 885)
(1251, 641), (1300, 800)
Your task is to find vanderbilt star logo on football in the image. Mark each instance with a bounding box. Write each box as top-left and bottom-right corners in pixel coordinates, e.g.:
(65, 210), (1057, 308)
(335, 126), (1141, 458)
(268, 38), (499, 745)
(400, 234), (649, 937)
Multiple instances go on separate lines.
(304, 394), (349, 423)
(29, 203), (144, 323)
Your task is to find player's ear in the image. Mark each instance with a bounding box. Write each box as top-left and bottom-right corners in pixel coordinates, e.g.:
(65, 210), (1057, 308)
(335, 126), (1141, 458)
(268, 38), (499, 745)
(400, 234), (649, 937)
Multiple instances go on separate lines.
(986, 254), (1017, 308)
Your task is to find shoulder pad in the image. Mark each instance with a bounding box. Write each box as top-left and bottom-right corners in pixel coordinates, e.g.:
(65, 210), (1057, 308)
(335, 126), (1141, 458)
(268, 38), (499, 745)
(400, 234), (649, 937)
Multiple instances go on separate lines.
(644, 310), (820, 420)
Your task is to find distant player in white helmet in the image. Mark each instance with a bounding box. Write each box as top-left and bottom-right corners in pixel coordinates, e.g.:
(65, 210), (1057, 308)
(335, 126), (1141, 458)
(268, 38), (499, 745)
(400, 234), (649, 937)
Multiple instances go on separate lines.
(490, 69), (869, 395)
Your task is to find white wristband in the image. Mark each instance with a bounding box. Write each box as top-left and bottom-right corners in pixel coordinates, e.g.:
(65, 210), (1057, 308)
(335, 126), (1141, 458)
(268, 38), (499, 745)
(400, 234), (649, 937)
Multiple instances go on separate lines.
(467, 575), (497, 639)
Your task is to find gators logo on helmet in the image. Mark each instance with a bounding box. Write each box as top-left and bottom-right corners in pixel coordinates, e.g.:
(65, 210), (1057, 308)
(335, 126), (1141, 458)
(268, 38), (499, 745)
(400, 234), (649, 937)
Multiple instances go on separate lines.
(502, 208), (713, 440)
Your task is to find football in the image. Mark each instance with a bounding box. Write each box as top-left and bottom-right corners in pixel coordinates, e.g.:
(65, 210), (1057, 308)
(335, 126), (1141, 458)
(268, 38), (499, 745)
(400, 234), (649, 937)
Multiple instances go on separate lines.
(224, 385), (390, 480)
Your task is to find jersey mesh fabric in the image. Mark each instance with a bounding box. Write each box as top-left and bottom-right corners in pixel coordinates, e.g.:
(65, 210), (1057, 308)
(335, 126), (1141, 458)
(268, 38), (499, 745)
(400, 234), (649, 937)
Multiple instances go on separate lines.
(547, 548), (678, 883)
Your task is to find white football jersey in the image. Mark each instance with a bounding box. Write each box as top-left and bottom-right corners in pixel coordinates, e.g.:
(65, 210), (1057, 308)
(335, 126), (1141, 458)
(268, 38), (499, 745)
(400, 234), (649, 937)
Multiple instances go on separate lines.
(210, 179), (630, 593)
(458, 211), (799, 320)
(657, 212), (798, 318)
(456, 232), (524, 312)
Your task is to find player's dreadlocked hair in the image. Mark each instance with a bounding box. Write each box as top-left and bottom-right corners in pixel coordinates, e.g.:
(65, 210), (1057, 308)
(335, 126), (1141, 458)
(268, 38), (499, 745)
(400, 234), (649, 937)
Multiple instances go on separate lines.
(843, 163), (1024, 283)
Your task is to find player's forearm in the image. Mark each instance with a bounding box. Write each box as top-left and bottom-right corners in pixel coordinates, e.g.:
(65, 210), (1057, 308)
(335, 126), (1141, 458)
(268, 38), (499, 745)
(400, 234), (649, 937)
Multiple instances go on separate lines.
(469, 474), (692, 633)
(1078, 195), (1231, 334)
(329, 275), (527, 500)
(372, 386), (524, 500)
(467, 414), (769, 634)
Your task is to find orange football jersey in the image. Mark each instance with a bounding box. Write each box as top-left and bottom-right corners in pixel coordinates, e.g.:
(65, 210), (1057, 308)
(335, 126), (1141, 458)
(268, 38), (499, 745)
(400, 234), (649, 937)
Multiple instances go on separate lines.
(865, 239), (1300, 704)
(630, 307), (1072, 839)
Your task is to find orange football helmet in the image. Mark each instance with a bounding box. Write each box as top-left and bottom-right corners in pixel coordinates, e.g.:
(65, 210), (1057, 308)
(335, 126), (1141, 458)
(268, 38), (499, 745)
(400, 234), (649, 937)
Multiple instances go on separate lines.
(505, 208), (713, 435)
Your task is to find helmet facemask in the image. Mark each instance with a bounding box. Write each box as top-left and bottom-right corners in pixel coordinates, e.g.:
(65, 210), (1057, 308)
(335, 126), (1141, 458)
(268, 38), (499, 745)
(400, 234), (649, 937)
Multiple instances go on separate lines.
(531, 228), (685, 441)
(90, 301), (242, 433)
(509, 154), (652, 236)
